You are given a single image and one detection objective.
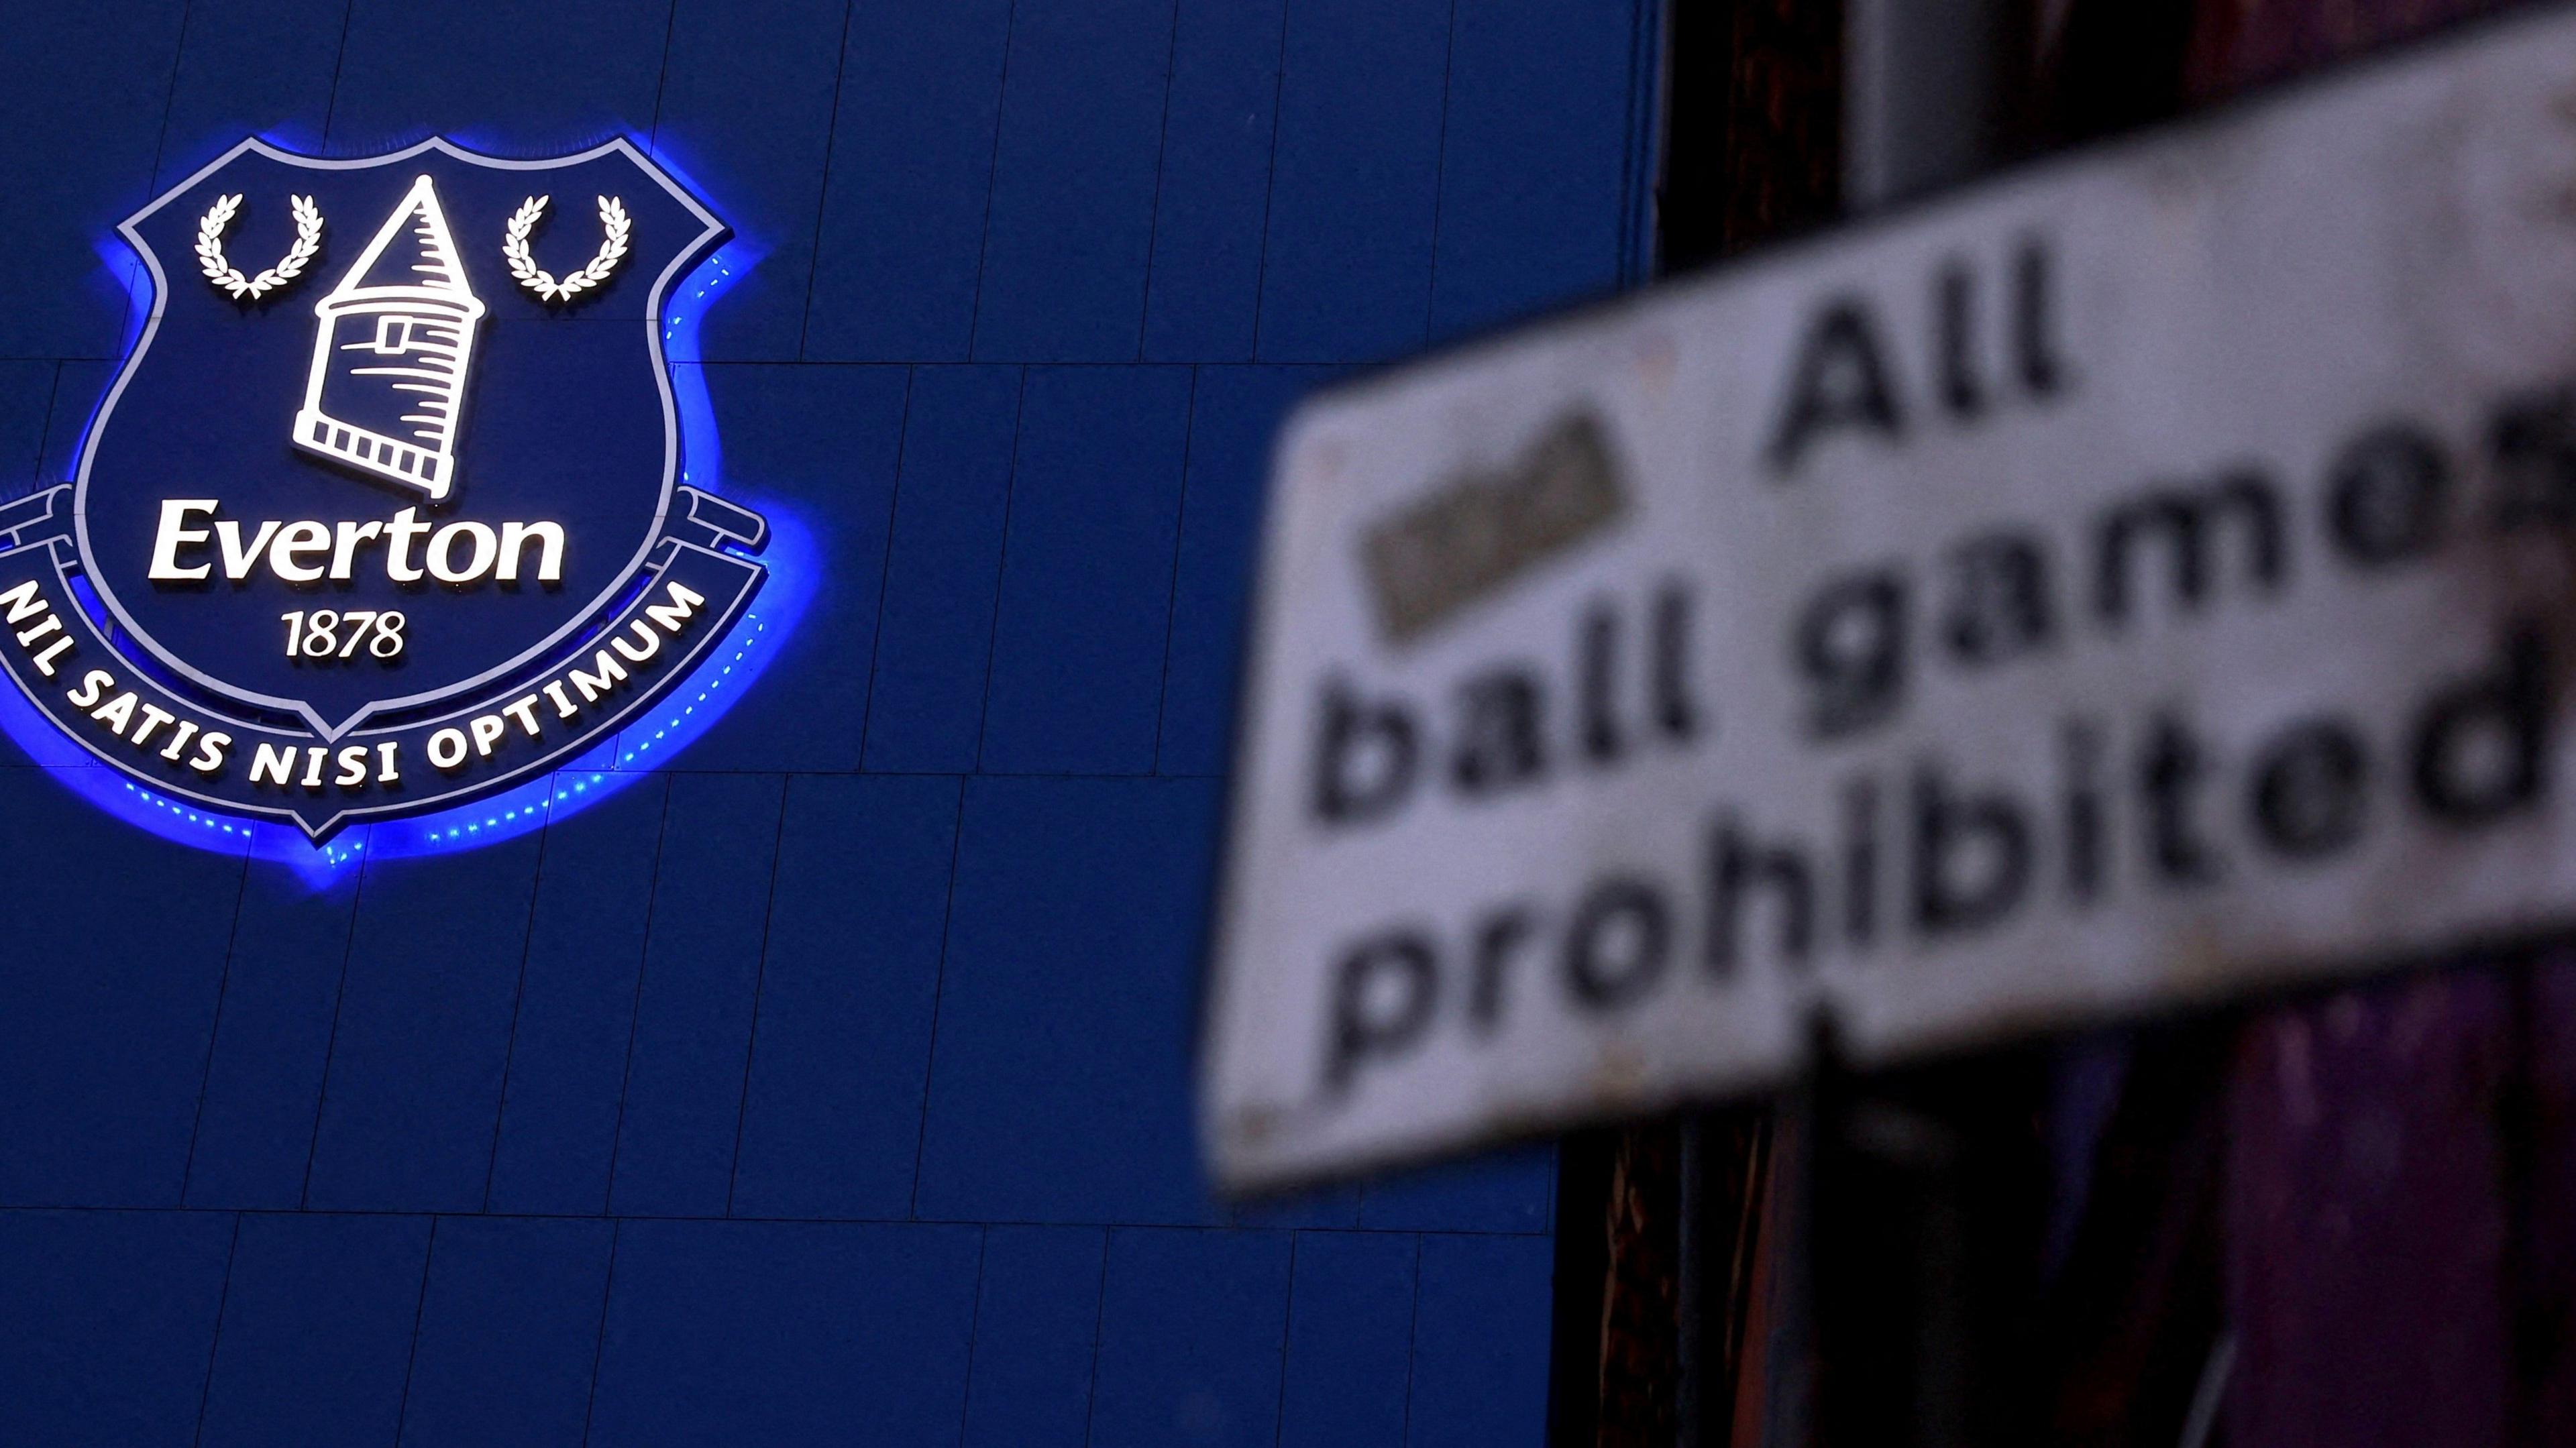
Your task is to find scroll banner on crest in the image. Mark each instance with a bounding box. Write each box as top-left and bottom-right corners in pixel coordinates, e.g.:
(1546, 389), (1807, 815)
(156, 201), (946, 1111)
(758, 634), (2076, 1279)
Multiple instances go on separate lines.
(0, 482), (763, 840)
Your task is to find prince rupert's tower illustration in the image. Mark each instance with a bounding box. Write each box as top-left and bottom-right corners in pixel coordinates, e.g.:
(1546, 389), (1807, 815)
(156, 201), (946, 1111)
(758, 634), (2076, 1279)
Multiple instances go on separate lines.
(294, 174), (485, 500)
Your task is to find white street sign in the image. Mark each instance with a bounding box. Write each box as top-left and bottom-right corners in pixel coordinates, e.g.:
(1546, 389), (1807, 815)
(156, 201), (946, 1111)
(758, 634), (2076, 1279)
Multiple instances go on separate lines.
(1203, 5), (2576, 1190)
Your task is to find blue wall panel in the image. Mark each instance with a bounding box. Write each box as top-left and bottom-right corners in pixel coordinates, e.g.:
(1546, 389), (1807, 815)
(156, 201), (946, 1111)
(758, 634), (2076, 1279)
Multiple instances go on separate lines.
(186, 867), (360, 1209)
(1230, 1178), (1364, 1231)
(1406, 1233), (1558, 1448)
(731, 773), (958, 1219)
(973, 0), (1175, 361)
(1358, 1144), (1558, 1235)
(1142, 0), (1287, 363)
(653, 0), (850, 363)
(916, 777), (1221, 1225)
(1429, 0), (1641, 341)
(197, 1212), (433, 1448)
(979, 365), (1192, 774)
(398, 1217), (616, 1448)
(0, 767), (239, 1207)
(156, 0), (345, 182)
(863, 366), (1022, 773)
(805, 0), (1013, 361)
(588, 1220), (983, 1446)
(606, 772), (784, 1217)
(0, 361), (52, 497)
(1158, 364), (1326, 775)
(327, 0), (667, 156)
(487, 775), (668, 1215)
(306, 838), (544, 1212)
(1256, 0), (1452, 363)
(0, 1), (184, 359)
(0, 0), (1656, 1438)
(961, 1225), (1109, 1448)
(1280, 1231), (1421, 1448)
(1088, 1226), (1294, 1448)
(0, 1209), (233, 1448)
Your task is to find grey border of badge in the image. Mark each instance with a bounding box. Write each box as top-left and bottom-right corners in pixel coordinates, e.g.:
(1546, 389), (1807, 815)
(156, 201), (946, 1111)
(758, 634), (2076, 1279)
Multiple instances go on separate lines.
(72, 135), (727, 742)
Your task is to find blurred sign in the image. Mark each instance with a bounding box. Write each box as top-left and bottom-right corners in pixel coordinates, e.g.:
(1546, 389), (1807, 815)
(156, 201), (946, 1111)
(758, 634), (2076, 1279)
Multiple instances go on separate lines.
(1203, 5), (2576, 1190)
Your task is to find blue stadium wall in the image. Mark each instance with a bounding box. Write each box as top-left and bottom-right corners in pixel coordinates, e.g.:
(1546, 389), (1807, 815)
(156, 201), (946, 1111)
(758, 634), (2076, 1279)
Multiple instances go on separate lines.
(0, 1), (1656, 1443)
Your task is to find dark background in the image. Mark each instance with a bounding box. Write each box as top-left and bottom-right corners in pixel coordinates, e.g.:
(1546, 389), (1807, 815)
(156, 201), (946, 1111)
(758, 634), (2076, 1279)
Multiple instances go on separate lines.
(0, 1), (1658, 1443)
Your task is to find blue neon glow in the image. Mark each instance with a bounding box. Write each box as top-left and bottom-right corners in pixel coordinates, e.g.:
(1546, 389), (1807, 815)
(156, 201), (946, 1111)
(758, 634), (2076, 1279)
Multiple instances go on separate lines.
(1, 140), (808, 884)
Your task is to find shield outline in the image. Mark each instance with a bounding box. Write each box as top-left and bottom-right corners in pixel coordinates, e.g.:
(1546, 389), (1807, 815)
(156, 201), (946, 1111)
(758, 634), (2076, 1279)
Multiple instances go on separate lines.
(72, 135), (729, 740)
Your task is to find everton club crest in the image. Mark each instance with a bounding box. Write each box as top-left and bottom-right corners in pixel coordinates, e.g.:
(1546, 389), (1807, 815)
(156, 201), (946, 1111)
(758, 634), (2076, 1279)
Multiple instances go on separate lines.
(0, 137), (767, 842)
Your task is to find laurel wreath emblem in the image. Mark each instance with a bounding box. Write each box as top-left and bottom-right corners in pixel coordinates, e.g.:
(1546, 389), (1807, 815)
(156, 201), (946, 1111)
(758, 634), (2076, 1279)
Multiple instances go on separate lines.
(502, 194), (631, 304)
(195, 194), (324, 300)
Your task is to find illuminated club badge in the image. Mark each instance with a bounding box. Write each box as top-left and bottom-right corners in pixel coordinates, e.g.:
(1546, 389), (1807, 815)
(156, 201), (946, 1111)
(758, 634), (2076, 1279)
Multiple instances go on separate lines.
(0, 137), (769, 842)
